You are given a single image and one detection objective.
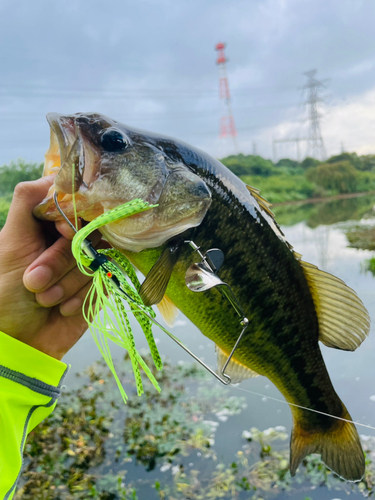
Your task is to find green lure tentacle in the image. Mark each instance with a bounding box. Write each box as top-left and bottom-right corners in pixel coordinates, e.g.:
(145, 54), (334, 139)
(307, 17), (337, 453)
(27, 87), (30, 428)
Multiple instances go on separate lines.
(70, 199), (162, 402)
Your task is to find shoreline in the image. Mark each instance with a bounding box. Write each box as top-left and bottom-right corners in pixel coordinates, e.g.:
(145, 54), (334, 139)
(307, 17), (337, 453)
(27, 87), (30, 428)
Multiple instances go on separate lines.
(272, 190), (375, 207)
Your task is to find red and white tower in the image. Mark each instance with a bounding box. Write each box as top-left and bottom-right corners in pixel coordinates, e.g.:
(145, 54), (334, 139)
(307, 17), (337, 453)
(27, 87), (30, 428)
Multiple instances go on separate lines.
(215, 42), (238, 153)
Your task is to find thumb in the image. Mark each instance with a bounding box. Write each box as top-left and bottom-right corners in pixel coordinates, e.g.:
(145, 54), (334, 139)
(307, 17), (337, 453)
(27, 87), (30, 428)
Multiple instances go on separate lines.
(3, 175), (55, 238)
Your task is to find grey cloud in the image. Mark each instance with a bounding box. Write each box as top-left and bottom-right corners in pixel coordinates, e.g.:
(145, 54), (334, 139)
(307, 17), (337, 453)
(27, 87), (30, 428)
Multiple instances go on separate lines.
(0, 0), (375, 163)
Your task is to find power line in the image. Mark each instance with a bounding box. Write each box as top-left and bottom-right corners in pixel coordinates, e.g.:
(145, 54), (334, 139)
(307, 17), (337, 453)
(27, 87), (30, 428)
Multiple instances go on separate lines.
(0, 83), (297, 99)
(273, 137), (307, 162)
(0, 103), (301, 123)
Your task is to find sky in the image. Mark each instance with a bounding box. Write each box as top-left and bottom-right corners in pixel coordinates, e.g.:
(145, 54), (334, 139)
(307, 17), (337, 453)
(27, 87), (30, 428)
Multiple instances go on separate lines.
(1, 0), (375, 164)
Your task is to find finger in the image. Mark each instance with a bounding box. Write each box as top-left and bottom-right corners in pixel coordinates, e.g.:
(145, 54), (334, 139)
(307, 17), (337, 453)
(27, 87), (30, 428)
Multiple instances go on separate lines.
(23, 236), (76, 292)
(55, 219), (81, 240)
(59, 281), (94, 317)
(23, 230), (102, 292)
(3, 175), (55, 240)
(35, 265), (93, 307)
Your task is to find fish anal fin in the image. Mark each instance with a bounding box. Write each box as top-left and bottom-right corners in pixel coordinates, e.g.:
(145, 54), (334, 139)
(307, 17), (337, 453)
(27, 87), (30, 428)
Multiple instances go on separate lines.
(216, 346), (259, 383)
(301, 261), (370, 351)
(290, 408), (365, 481)
(157, 295), (179, 327)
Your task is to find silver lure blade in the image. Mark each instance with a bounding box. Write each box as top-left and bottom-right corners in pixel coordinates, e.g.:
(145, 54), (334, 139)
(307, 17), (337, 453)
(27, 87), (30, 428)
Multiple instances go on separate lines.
(185, 262), (227, 292)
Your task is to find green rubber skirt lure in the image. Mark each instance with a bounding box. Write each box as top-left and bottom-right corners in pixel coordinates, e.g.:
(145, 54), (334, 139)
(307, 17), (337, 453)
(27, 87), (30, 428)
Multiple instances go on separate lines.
(70, 199), (163, 402)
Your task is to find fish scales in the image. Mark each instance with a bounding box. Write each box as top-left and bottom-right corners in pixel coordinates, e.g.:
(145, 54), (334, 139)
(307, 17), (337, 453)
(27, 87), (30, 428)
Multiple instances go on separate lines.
(127, 146), (343, 431)
(34, 112), (369, 481)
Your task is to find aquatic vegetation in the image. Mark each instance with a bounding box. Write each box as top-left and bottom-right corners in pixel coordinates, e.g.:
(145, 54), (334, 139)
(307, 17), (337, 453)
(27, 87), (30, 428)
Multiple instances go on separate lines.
(14, 356), (375, 499)
(346, 225), (375, 251)
(363, 257), (375, 276)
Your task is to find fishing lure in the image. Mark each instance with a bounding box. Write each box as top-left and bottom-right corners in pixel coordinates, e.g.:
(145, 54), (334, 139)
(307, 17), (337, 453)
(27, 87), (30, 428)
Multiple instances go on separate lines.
(53, 193), (248, 402)
(56, 193), (162, 401)
(51, 162), (248, 400)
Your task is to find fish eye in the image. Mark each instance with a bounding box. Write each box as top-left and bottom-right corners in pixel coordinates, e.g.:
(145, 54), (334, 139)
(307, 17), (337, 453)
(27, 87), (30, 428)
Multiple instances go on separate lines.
(101, 129), (128, 152)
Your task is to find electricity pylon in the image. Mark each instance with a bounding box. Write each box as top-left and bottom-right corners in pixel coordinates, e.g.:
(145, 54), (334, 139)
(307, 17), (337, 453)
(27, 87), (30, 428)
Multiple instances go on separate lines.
(303, 70), (327, 161)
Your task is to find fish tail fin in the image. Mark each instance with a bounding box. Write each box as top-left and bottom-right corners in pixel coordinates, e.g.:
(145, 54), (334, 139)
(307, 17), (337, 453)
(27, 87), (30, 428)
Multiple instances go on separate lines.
(290, 407), (365, 482)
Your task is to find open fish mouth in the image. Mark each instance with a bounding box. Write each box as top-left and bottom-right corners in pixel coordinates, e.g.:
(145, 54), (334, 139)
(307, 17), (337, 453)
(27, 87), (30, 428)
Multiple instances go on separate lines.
(44, 113), (77, 177)
(33, 113), (101, 221)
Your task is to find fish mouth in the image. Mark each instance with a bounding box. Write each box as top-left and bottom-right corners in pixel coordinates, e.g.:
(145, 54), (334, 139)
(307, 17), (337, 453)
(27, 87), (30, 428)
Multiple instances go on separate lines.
(44, 113), (76, 176)
(33, 113), (100, 221)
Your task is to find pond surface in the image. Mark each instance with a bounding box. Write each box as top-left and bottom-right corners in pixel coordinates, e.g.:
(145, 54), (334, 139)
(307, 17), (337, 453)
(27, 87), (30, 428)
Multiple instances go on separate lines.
(61, 194), (375, 499)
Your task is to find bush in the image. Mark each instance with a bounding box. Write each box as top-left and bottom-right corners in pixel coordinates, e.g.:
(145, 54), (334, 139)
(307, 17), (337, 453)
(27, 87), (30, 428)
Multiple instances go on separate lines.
(0, 159), (43, 195)
(221, 154), (277, 177)
(326, 152), (362, 170)
(276, 158), (300, 169)
(306, 161), (358, 194)
(356, 171), (375, 192)
(359, 155), (375, 172)
(277, 165), (305, 176)
(301, 157), (320, 170)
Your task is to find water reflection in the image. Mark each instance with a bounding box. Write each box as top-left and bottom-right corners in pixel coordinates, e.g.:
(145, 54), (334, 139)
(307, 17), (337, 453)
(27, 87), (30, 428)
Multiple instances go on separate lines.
(273, 194), (375, 229)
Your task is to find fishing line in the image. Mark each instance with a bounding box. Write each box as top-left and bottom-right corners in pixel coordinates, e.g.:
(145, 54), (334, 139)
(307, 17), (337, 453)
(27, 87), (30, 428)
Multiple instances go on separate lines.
(229, 383), (375, 432)
(61, 162), (374, 431)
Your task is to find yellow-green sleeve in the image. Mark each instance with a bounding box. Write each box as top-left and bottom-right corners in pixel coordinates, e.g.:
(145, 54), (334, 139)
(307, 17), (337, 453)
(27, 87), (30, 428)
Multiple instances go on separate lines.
(0, 331), (68, 499)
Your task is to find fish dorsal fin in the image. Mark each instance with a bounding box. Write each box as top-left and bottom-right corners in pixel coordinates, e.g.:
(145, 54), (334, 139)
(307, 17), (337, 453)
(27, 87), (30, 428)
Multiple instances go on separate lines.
(216, 346), (260, 383)
(245, 184), (295, 250)
(245, 184), (275, 218)
(157, 295), (179, 327)
(301, 261), (370, 351)
(139, 244), (181, 307)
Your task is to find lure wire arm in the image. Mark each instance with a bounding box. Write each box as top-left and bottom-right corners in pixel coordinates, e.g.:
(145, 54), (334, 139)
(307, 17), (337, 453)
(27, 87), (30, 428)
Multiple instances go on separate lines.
(53, 191), (78, 234)
(184, 239), (250, 384)
(53, 192), (248, 386)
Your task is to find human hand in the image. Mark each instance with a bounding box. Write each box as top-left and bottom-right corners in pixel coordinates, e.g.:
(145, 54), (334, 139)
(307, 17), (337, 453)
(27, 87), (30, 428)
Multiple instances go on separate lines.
(0, 176), (99, 360)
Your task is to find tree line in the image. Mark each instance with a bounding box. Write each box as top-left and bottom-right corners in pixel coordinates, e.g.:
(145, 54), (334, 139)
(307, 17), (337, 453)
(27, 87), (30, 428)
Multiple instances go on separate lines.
(1, 152), (375, 229)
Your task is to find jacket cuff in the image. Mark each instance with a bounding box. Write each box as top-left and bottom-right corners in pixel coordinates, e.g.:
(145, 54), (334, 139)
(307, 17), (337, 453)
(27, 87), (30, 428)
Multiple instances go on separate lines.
(0, 331), (68, 389)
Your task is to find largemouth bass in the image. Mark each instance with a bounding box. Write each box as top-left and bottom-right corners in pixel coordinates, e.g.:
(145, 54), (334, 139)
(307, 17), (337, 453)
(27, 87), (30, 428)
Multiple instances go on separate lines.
(34, 112), (370, 481)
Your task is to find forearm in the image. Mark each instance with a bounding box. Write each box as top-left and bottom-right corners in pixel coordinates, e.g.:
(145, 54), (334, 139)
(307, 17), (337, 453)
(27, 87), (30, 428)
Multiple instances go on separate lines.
(0, 331), (68, 499)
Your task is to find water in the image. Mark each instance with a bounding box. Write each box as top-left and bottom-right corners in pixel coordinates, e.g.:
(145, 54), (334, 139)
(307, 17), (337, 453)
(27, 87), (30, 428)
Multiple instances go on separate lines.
(62, 194), (375, 499)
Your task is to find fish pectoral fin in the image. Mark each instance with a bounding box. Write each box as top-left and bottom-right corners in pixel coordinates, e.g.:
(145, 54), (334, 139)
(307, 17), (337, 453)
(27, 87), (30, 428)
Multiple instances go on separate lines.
(157, 295), (179, 327)
(216, 346), (260, 383)
(301, 261), (370, 351)
(139, 243), (181, 307)
(290, 407), (365, 481)
(245, 184), (275, 218)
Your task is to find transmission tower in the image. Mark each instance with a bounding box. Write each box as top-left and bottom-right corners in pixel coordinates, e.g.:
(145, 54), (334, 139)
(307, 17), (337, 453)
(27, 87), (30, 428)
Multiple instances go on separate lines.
(215, 42), (238, 153)
(303, 70), (327, 161)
